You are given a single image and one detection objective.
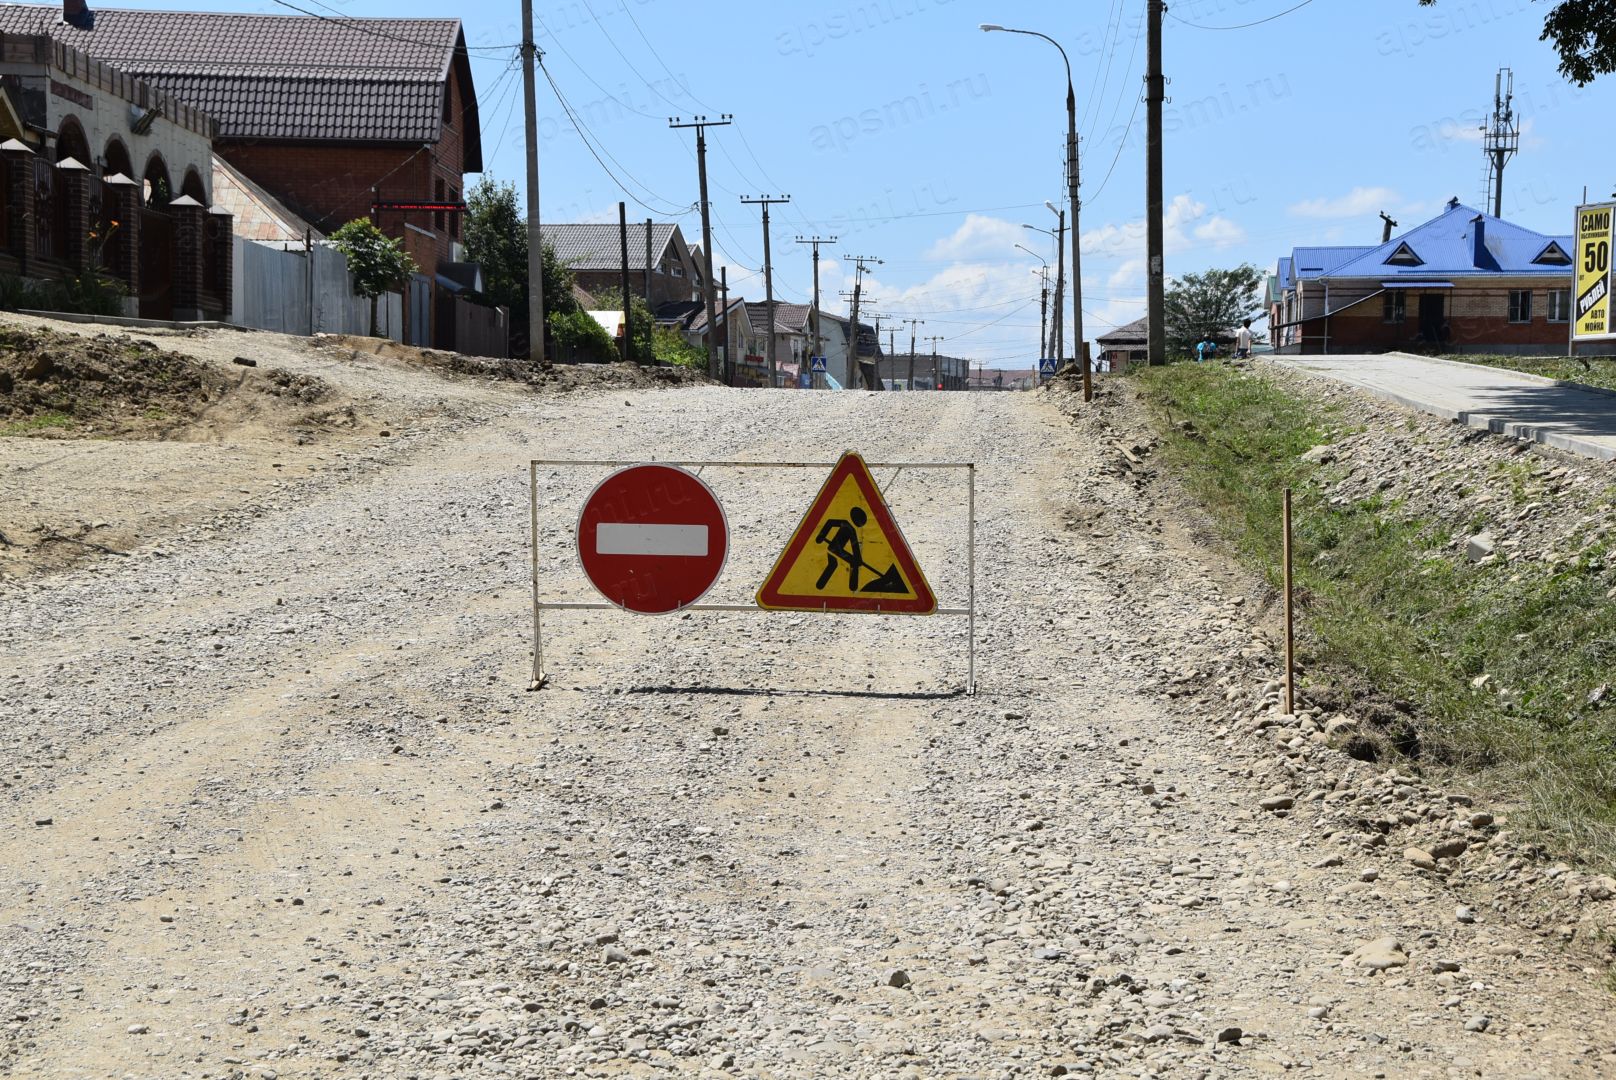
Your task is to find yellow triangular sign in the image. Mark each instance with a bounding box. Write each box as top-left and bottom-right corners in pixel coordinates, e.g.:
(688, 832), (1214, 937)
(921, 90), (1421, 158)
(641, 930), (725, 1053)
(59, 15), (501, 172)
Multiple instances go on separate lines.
(756, 451), (936, 615)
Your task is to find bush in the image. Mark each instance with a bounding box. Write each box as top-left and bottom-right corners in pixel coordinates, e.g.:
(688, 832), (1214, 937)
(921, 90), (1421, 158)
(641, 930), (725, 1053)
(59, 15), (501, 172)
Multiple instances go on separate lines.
(654, 327), (707, 369)
(547, 308), (617, 363)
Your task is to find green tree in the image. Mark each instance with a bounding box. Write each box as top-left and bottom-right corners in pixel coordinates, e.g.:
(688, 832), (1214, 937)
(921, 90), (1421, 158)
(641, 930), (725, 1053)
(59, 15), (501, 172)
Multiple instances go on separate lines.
(462, 176), (581, 359)
(589, 285), (656, 364)
(1162, 263), (1265, 359)
(547, 308), (617, 363)
(1419, 0), (1616, 85)
(653, 326), (707, 369)
(329, 219), (418, 337)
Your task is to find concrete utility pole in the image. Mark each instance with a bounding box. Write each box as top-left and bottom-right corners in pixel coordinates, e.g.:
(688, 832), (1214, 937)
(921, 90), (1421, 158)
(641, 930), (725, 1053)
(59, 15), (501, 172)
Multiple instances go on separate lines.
(795, 235), (836, 389)
(718, 265), (729, 375)
(926, 335), (943, 391)
(844, 255), (881, 389)
(670, 115), (732, 382)
(905, 317), (924, 389)
(1015, 242), (1049, 359)
(1483, 67), (1519, 219)
(1146, 0), (1166, 365)
(1049, 207), (1066, 365)
(742, 195), (790, 387)
(887, 327), (897, 387)
(520, 0), (544, 363)
(643, 217), (654, 313)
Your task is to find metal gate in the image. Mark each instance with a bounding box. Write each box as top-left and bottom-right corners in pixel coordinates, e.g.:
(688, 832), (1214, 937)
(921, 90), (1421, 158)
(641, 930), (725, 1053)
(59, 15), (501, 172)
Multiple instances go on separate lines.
(138, 207), (173, 319)
(406, 273), (431, 346)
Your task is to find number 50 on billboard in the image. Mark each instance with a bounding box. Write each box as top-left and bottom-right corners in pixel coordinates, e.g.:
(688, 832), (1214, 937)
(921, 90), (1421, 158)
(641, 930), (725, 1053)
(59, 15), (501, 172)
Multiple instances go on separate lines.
(1575, 202), (1615, 343)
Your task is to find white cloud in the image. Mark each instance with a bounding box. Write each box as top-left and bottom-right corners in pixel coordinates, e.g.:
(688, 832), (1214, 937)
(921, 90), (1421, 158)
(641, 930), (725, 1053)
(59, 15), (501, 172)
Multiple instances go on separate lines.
(924, 214), (1026, 262)
(1288, 186), (1403, 219)
(1082, 194), (1244, 261)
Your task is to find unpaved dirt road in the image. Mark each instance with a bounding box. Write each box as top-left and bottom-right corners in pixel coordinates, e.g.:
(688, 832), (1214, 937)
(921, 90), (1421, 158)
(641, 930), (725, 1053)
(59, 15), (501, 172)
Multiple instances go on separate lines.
(5, 378), (1616, 1079)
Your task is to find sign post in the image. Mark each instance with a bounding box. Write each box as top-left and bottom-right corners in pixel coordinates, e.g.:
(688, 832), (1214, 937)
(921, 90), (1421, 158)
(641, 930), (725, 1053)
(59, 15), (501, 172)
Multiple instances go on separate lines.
(1038, 357), (1058, 381)
(1573, 201), (1615, 357)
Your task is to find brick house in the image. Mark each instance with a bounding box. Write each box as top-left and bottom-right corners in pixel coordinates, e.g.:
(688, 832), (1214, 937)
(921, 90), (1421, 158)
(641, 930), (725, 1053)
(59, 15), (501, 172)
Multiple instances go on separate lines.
(1, 3), (482, 341)
(0, 28), (225, 319)
(1271, 200), (1575, 355)
(541, 222), (702, 308)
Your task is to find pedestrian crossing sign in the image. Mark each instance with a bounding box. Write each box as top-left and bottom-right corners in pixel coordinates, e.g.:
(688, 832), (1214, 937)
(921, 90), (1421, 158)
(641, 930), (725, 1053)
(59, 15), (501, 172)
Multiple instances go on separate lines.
(756, 451), (936, 614)
(810, 355), (828, 373)
(1039, 357), (1058, 377)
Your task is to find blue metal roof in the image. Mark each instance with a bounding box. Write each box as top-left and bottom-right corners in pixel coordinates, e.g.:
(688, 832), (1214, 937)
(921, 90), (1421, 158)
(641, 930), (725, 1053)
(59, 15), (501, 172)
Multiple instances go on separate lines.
(1276, 256), (1295, 292)
(1322, 202), (1572, 280)
(1291, 245), (1375, 279)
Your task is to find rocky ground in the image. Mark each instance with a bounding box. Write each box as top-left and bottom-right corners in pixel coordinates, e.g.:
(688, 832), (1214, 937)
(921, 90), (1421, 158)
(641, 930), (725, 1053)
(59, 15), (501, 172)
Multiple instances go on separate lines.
(3, 354), (1616, 1078)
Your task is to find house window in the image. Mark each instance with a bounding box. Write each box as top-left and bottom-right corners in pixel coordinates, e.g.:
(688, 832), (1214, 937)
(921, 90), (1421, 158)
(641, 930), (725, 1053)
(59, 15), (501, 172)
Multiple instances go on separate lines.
(1548, 288), (1571, 323)
(1382, 291), (1405, 324)
(1508, 289), (1532, 323)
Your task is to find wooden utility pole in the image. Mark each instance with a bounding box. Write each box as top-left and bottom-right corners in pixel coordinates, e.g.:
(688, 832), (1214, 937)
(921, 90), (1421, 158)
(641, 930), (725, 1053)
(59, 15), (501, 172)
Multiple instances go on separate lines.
(926, 335), (943, 391)
(1146, 0), (1166, 365)
(618, 202), (632, 363)
(795, 235), (836, 389)
(670, 115), (732, 381)
(520, 0), (544, 362)
(643, 217), (654, 310)
(742, 195), (791, 387)
(905, 317), (924, 389)
(718, 264), (729, 378)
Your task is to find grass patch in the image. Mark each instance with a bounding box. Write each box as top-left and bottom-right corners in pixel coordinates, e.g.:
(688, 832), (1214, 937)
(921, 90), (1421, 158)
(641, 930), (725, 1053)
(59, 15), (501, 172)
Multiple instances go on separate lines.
(1134, 362), (1616, 865)
(1441, 353), (1616, 394)
(0, 410), (75, 436)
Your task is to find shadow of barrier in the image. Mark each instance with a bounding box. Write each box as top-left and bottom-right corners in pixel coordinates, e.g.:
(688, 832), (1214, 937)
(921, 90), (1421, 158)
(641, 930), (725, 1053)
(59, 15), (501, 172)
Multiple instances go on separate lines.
(528, 458), (977, 696)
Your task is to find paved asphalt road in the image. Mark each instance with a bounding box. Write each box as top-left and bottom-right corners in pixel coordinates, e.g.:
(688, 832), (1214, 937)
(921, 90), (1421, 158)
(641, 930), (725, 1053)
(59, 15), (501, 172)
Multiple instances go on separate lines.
(1280, 353), (1616, 461)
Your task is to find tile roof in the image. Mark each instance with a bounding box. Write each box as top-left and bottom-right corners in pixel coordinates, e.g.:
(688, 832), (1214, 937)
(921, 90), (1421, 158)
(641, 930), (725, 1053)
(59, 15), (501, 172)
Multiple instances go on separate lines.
(542, 222), (683, 273)
(210, 152), (317, 244)
(745, 302), (806, 336)
(1097, 315), (1148, 344)
(0, 5), (478, 163)
(1319, 201), (1574, 280)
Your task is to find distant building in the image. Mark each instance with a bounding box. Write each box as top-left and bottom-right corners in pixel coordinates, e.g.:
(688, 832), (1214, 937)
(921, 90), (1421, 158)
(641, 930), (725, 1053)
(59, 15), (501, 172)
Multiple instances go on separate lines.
(874, 351), (970, 390)
(1096, 317), (1149, 372)
(1271, 199), (1574, 355)
(544, 221), (702, 308)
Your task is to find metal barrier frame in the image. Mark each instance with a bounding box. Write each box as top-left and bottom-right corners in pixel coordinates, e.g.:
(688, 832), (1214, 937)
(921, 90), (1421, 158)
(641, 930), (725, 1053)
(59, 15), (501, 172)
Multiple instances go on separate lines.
(529, 459), (976, 695)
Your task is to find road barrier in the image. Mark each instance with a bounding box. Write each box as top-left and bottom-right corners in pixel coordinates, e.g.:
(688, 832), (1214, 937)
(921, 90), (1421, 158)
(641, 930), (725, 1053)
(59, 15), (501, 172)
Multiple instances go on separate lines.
(528, 456), (976, 695)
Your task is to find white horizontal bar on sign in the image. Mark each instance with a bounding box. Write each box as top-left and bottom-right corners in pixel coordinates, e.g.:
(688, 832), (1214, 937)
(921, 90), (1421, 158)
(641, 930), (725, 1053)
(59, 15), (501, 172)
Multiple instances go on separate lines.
(596, 523), (709, 557)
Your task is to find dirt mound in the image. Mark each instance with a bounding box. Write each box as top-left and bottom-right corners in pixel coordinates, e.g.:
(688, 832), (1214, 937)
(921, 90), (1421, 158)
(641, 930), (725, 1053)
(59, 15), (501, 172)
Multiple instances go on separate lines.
(316, 334), (713, 392)
(0, 325), (344, 441)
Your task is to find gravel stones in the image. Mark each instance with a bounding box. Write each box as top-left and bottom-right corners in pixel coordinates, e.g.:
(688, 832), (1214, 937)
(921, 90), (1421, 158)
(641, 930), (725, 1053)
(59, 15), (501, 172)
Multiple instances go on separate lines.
(1348, 938), (1410, 972)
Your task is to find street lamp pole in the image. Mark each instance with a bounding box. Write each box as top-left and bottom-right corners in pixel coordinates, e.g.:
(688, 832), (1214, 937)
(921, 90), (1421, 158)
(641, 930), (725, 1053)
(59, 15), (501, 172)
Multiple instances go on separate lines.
(1015, 243), (1049, 359)
(982, 23), (1089, 401)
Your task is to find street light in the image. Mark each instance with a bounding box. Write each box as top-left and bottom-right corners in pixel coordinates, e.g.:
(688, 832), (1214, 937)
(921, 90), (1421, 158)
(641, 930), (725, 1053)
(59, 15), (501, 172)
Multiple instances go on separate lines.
(1015, 244), (1050, 360)
(981, 21), (1089, 402)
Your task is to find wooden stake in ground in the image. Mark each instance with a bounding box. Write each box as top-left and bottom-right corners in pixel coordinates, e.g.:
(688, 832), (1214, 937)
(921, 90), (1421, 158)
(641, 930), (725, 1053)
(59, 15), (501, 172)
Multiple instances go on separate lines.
(1282, 487), (1295, 716)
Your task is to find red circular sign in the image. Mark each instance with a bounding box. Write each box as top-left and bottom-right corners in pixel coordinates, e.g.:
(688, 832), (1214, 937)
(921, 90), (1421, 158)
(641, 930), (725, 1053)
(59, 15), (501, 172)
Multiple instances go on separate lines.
(576, 464), (729, 614)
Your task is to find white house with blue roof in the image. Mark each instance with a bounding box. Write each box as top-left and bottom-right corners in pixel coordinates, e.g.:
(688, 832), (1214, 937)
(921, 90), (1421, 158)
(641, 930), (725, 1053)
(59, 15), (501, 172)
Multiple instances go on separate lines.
(1270, 199), (1574, 355)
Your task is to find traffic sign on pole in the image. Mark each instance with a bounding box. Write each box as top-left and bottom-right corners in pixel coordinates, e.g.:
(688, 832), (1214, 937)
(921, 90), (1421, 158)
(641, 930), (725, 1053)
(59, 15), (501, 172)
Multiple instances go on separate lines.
(756, 451), (936, 614)
(1038, 357), (1058, 378)
(576, 464), (729, 614)
(810, 355), (828, 373)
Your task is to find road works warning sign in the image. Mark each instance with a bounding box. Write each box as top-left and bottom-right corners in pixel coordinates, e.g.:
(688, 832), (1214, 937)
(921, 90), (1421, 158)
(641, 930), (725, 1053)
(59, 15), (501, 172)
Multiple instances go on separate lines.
(1575, 202), (1615, 343)
(756, 451), (937, 614)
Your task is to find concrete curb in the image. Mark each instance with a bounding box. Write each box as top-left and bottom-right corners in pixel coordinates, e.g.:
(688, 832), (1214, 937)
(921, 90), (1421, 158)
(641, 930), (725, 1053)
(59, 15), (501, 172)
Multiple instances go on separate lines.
(16, 309), (245, 332)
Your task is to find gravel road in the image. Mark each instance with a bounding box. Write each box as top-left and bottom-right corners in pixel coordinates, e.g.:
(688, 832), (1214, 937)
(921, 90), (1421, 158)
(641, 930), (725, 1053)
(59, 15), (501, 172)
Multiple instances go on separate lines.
(4, 379), (1616, 1078)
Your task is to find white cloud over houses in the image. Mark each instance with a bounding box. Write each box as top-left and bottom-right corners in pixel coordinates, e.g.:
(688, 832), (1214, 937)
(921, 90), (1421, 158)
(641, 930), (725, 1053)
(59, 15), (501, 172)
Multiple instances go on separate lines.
(1288, 186), (1403, 219)
(923, 214), (1026, 262)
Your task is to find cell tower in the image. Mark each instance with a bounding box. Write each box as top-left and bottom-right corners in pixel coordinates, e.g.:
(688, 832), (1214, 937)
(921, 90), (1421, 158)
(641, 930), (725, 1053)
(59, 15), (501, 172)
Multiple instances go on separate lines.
(1482, 67), (1519, 219)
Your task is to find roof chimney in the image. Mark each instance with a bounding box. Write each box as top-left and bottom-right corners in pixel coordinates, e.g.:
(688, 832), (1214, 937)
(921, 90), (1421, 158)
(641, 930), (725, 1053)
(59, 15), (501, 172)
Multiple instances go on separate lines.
(1471, 214), (1487, 268)
(62, 1), (94, 29)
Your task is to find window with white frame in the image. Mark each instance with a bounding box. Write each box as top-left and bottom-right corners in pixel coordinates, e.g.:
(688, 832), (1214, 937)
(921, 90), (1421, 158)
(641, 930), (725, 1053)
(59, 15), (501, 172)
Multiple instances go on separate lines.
(1547, 288), (1571, 322)
(1508, 289), (1532, 323)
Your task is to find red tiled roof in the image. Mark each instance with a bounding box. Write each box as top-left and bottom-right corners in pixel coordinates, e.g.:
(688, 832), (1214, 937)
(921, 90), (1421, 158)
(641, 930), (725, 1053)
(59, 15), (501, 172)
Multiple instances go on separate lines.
(0, 5), (480, 165)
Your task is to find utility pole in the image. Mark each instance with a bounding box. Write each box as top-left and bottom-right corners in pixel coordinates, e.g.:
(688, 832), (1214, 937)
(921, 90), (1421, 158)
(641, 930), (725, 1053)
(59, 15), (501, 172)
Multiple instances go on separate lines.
(643, 216), (654, 312)
(741, 195), (791, 387)
(1050, 208), (1066, 365)
(926, 335), (943, 391)
(618, 201), (632, 363)
(905, 317), (924, 389)
(795, 236), (836, 389)
(1037, 269), (1049, 360)
(718, 265), (729, 379)
(1066, 81), (1088, 401)
(1483, 67), (1519, 219)
(886, 327), (897, 388)
(843, 255), (881, 389)
(670, 114), (732, 381)
(1379, 211), (1399, 244)
(520, 0), (544, 363)
(1146, 0), (1166, 365)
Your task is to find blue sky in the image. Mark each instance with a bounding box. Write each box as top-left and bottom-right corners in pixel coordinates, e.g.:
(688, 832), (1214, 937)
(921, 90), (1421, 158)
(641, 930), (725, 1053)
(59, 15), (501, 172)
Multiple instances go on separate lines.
(91, 0), (1616, 366)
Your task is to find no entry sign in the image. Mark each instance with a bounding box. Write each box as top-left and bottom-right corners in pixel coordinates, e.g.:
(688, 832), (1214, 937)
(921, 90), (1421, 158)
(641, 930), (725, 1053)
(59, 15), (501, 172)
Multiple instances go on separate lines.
(576, 464), (729, 614)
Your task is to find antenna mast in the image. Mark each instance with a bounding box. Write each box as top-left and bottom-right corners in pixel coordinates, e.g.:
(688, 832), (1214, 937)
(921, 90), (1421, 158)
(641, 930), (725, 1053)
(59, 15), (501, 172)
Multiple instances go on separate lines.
(1482, 67), (1519, 219)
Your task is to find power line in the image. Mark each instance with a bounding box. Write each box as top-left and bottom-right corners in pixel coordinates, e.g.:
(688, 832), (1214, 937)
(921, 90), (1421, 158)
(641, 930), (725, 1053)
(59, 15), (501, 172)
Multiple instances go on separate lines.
(616, 0), (715, 113)
(578, 0), (688, 112)
(540, 61), (691, 216)
(266, 0), (516, 52)
(535, 13), (663, 119)
(1168, 0), (1316, 30)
